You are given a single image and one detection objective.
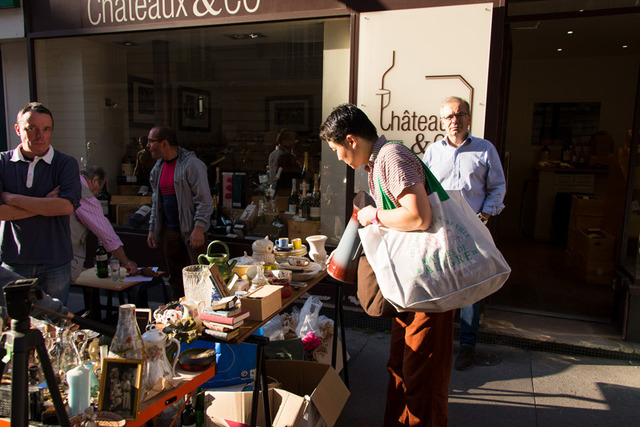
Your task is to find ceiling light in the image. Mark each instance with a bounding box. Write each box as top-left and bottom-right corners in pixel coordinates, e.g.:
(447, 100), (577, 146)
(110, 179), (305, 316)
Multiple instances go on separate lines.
(557, 48), (563, 52)
(567, 30), (574, 35)
(622, 45), (629, 49)
(115, 41), (137, 47)
(224, 32), (266, 40)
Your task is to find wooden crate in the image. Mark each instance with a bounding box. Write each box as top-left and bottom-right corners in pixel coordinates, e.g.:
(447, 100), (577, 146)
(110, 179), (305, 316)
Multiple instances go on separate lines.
(288, 219), (320, 241)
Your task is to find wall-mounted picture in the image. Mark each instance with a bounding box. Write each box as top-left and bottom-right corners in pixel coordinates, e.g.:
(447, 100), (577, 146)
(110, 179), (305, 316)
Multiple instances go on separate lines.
(266, 96), (311, 132)
(179, 86), (211, 131)
(98, 358), (143, 420)
(128, 76), (155, 128)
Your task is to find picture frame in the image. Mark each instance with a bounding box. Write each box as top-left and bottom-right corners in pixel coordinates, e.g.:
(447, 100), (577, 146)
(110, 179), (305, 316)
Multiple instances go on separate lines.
(266, 95), (312, 132)
(178, 86), (211, 131)
(98, 358), (143, 420)
(128, 76), (155, 128)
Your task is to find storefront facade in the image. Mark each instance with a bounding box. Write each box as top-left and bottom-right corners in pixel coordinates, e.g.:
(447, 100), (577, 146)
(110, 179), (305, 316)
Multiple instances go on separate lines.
(3, 0), (640, 340)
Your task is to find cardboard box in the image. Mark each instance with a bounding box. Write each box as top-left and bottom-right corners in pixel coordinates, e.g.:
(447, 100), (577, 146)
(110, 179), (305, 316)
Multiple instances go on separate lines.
(576, 254), (614, 286)
(569, 214), (604, 232)
(205, 360), (350, 427)
(575, 229), (615, 261)
(288, 219), (320, 241)
(242, 285), (282, 321)
(570, 195), (605, 217)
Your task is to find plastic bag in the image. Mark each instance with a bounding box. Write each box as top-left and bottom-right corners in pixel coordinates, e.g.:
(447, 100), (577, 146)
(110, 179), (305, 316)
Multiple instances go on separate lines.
(295, 295), (323, 338)
(262, 315), (285, 341)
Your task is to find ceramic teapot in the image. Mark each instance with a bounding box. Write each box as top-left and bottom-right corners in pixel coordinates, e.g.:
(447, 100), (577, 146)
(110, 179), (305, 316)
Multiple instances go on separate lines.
(198, 240), (237, 281)
(141, 326), (181, 392)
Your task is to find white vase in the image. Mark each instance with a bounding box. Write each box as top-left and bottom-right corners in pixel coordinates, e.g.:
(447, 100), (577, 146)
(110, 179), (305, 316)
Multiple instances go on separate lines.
(306, 235), (328, 266)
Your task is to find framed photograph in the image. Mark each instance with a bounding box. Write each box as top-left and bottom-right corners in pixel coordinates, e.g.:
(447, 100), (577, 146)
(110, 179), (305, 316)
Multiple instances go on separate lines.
(266, 96), (312, 132)
(128, 76), (155, 127)
(178, 86), (211, 131)
(98, 358), (143, 420)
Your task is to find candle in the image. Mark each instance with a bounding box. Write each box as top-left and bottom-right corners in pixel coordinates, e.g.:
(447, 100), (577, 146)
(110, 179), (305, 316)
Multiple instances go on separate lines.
(66, 365), (90, 416)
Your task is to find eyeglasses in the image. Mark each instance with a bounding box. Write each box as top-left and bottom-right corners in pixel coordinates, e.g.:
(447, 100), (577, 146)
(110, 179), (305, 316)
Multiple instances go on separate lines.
(147, 138), (163, 143)
(442, 112), (469, 122)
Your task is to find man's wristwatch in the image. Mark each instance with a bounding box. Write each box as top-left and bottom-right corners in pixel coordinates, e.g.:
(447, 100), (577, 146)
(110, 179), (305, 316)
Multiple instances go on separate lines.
(372, 208), (380, 226)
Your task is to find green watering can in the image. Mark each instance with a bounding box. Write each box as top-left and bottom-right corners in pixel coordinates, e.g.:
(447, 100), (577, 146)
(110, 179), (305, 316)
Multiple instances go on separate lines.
(197, 240), (237, 281)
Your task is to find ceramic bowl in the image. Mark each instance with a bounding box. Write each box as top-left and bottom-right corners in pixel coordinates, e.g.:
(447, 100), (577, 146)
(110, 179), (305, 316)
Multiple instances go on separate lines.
(178, 347), (216, 371)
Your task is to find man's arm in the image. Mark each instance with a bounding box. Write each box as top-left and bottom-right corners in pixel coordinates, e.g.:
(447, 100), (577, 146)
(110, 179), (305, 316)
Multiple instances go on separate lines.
(186, 159), (213, 234)
(357, 183), (432, 231)
(1, 192), (74, 216)
(481, 146), (507, 217)
(0, 203), (37, 221)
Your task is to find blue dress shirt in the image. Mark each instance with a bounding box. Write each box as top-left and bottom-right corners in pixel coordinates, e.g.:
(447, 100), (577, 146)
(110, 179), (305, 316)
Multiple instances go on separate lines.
(423, 134), (506, 216)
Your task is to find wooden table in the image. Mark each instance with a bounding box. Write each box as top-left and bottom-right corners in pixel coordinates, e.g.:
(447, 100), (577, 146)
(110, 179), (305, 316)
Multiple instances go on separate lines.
(72, 268), (167, 320)
(198, 270), (328, 427)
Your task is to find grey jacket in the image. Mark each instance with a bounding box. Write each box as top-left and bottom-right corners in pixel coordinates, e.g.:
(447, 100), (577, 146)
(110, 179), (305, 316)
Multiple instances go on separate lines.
(149, 147), (213, 243)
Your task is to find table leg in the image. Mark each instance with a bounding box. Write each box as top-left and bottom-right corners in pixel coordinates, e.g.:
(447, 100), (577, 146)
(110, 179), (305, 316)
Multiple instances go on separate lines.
(246, 335), (271, 427)
(331, 280), (349, 388)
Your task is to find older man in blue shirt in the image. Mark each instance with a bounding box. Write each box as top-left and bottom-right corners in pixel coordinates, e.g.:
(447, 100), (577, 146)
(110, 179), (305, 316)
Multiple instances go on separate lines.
(423, 96), (506, 370)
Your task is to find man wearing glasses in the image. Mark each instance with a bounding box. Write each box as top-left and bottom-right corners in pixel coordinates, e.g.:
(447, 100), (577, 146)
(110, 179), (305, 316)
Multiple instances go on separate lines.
(423, 96), (506, 371)
(146, 126), (213, 300)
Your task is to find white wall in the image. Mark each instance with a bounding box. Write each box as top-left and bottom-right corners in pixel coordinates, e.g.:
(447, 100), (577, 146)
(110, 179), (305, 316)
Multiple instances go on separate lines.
(501, 54), (640, 237)
(1, 40), (29, 149)
(0, 6), (24, 40)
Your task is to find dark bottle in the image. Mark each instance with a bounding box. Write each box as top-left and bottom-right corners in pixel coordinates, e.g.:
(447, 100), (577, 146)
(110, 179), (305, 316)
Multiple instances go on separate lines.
(288, 178), (299, 214)
(96, 240), (108, 278)
(561, 140), (573, 163)
(211, 167), (222, 227)
(97, 183), (111, 219)
(181, 397), (197, 427)
(195, 389), (205, 427)
(300, 151), (311, 191)
(309, 173), (321, 221)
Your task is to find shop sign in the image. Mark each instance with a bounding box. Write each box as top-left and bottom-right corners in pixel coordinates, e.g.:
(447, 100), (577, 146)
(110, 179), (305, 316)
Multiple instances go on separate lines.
(357, 4), (494, 156)
(27, 0), (348, 35)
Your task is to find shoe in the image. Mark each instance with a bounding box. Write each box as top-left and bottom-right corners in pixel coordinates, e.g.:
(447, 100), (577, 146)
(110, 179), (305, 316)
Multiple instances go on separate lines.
(455, 346), (476, 371)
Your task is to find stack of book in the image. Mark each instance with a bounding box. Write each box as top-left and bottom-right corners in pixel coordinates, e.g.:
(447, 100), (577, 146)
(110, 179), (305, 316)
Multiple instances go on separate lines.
(200, 305), (250, 341)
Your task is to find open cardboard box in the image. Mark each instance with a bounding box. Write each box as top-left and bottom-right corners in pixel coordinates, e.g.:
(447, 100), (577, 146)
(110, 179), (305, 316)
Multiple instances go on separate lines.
(205, 360), (350, 427)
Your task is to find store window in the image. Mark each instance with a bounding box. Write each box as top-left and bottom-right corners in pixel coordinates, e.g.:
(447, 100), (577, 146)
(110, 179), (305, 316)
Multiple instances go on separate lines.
(34, 17), (351, 242)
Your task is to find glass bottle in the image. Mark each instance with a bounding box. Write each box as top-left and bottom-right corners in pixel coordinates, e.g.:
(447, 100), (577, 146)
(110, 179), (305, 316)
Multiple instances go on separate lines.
(96, 240), (108, 278)
(211, 167), (221, 227)
(97, 183), (111, 218)
(309, 173), (321, 221)
(181, 397), (197, 427)
(300, 151), (311, 191)
(108, 304), (146, 360)
(288, 178), (299, 214)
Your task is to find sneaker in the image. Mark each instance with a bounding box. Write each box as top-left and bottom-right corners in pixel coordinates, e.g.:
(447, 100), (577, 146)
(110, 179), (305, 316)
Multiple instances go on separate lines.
(454, 346), (476, 371)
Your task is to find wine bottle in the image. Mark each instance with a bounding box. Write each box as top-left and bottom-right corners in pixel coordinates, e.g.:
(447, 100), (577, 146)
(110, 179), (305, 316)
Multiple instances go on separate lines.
(288, 178), (299, 214)
(309, 173), (321, 221)
(300, 151), (311, 190)
(181, 397), (197, 427)
(195, 389), (205, 427)
(97, 183), (111, 219)
(96, 240), (108, 278)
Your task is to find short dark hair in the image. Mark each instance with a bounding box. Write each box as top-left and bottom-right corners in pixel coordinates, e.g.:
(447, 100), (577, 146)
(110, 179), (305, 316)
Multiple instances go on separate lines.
(153, 126), (178, 146)
(17, 102), (54, 128)
(319, 103), (378, 146)
(80, 165), (106, 183)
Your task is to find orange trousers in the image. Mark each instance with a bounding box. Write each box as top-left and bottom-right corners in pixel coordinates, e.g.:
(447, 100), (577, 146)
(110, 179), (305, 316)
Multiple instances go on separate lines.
(383, 310), (455, 427)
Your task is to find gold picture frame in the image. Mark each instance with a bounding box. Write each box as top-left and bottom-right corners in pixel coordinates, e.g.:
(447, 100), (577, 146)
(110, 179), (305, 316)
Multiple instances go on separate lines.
(98, 358), (143, 420)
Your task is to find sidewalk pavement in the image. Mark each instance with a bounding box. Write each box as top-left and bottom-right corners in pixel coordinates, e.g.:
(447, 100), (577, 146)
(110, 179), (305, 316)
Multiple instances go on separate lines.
(336, 328), (640, 427)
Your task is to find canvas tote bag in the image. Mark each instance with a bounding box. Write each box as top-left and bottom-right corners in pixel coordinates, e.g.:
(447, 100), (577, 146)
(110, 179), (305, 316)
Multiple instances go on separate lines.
(358, 142), (511, 313)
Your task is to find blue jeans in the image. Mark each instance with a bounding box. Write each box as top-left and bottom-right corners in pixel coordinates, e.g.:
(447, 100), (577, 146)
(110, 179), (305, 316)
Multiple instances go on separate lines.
(459, 301), (481, 348)
(2, 262), (71, 305)
(0, 265), (69, 320)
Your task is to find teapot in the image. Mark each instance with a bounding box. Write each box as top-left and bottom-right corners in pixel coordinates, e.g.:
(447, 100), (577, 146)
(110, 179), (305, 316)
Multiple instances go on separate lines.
(198, 240), (237, 281)
(141, 326), (181, 392)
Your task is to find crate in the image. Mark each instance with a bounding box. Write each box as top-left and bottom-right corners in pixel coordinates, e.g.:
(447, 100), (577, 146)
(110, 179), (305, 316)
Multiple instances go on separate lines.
(575, 229), (615, 261)
(570, 195), (605, 217)
(576, 253), (615, 286)
(288, 219), (320, 241)
(110, 195), (152, 225)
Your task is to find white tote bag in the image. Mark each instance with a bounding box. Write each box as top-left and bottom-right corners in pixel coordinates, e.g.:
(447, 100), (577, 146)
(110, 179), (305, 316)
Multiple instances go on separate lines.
(358, 145), (511, 313)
